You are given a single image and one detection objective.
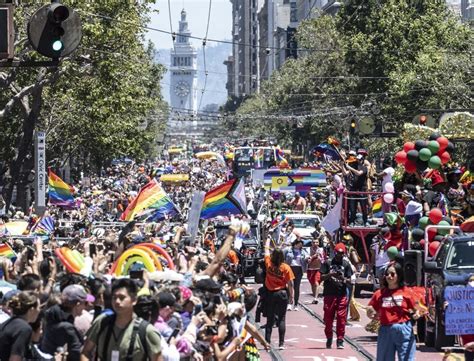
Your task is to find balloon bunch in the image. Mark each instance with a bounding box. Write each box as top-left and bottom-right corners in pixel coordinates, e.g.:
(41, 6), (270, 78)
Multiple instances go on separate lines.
(410, 207), (451, 256)
(394, 133), (454, 173)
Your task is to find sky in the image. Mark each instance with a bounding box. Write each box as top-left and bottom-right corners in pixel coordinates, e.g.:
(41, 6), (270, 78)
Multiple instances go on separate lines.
(145, 0), (232, 50)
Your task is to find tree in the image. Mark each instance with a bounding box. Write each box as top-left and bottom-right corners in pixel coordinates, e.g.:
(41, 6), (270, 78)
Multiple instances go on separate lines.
(231, 0), (473, 154)
(0, 1), (167, 210)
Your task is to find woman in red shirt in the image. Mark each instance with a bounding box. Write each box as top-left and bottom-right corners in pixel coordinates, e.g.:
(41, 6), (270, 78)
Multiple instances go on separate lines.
(263, 237), (295, 350)
(366, 262), (421, 361)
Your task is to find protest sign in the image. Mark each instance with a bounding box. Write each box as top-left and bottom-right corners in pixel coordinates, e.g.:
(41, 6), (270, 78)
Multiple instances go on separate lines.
(444, 285), (474, 335)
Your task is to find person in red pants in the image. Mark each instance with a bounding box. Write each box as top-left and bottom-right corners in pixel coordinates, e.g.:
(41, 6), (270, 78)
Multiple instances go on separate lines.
(320, 243), (353, 349)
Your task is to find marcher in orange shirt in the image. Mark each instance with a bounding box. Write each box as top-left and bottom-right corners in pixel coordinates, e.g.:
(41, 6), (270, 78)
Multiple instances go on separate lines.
(263, 237), (294, 350)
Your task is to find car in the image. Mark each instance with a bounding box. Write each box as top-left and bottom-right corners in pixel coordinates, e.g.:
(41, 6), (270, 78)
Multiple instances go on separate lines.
(423, 232), (474, 350)
(282, 213), (321, 241)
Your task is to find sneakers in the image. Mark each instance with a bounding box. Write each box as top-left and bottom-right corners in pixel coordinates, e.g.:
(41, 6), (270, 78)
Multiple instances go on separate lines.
(287, 304), (293, 311)
(337, 340), (344, 349)
(326, 338), (332, 349)
(278, 343), (286, 350)
(293, 306), (299, 311)
(312, 299), (319, 305)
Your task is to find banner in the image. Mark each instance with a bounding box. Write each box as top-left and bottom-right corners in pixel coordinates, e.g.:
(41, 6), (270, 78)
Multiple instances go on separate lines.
(444, 285), (474, 335)
(321, 197), (343, 235)
(263, 168), (327, 195)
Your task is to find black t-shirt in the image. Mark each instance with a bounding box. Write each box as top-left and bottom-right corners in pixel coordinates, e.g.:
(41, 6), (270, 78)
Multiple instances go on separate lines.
(0, 317), (33, 361)
(320, 258), (353, 297)
(350, 165), (368, 191)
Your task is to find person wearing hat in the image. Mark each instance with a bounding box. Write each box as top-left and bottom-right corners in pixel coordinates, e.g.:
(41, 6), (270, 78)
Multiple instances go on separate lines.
(400, 190), (422, 227)
(423, 169), (449, 215)
(42, 284), (95, 360)
(320, 242), (353, 349)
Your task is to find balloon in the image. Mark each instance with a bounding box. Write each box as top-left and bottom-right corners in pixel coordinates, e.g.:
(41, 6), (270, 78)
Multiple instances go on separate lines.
(419, 216), (429, 229)
(427, 140), (440, 155)
(434, 235), (445, 243)
(428, 227), (437, 242)
(429, 133), (441, 141)
(437, 136), (449, 152)
(384, 182), (394, 193)
(415, 140), (427, 151)
(442, 216), (452, 225)
(412, 228), (424, 241)
(418, 148), (432, 161)
(385, 212), (398, 226)
(429, 208), (443, 224)
(403, 142), (415, 152)
(405, 160), (417, 173)
(394, 151), (407, 165)
(383, 193), (394, 204)
(428, 156), (441, 169)
(428, 241), (440, 257)
(407, 150), (419, 162)
(387, 246), (399, 260)
(420, 239), (426, 248)
(416, 158), (428, 172)
(439, 151), (451, 164)
(437, 220), (451, 235)
(446, 141), (455, 153)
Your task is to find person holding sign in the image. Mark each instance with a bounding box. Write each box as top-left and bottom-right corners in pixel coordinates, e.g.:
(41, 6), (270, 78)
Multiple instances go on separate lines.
(366, 263), (422, 361)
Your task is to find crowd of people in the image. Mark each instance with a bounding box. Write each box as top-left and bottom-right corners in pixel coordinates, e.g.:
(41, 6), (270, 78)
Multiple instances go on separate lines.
(0, 143), (472, 360)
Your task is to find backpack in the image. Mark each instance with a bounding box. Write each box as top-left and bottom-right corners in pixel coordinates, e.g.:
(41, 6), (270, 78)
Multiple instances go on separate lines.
(96, 314), (150, 361)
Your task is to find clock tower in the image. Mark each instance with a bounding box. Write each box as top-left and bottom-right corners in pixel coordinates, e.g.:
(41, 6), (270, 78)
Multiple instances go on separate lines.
(170, 9), (198, 114)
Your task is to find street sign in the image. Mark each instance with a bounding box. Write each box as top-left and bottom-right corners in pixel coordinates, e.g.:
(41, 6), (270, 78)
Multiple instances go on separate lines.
(34, 131), (47, 215)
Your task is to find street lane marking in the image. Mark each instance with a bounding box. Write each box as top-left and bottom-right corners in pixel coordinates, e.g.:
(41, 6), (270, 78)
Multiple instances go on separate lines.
(287, 324), (308, 328)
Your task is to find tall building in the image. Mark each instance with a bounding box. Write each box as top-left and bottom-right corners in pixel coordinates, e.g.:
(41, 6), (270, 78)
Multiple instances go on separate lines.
(228, 0), (260, 97)
(169, 9), (198, 114)
(461, 0), (474, 21)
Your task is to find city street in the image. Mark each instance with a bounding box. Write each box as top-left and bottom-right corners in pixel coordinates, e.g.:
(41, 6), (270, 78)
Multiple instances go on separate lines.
(256, 280), (458, 361)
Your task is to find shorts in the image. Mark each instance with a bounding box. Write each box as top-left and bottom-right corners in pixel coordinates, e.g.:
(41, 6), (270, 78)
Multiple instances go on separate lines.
(307, 269), (321, 285)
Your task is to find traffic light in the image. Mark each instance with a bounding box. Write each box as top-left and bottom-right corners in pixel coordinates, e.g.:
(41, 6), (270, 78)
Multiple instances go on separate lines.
(27, 3), (81, 59)
(0, 3), (14, 59)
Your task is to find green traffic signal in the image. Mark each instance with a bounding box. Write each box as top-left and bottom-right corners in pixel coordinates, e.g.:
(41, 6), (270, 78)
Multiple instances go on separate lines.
(52, 40), (63, 51)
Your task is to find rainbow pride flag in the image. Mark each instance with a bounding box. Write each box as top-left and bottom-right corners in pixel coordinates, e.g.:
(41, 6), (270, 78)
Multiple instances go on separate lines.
(200, 178), (247, 219)
(0, 243), (15, 259)
(372, 197), (382, 214)
(48, 170), (75, 208)
(30, 216), (55, 236)
(120, 179), (178, 221)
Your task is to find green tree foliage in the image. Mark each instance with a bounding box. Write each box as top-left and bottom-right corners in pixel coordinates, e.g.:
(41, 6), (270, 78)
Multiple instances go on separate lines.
(233, 0), (473, 153)
(0, 1), (167, 209)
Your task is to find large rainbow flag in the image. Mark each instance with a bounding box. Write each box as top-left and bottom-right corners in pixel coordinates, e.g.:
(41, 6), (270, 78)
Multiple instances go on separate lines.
(120, 179), (178, 221)
(372, 197), (383, 214)
(48, 170), (75, 208)
(200, 178), (247, 219)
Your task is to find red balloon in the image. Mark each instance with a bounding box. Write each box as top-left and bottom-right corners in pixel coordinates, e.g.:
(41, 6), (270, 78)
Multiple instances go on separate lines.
(428, 241), (441, 257)
(439, 151), (451, 164)
(429, 208), (443, 224)
(395, 151), (408, 164)
(427, 227), (437, 242)
(405, 160), (417, 173)
(403, 142), (415, 153)
(437, 136), (449, 152)
(420, 239), (426, 248)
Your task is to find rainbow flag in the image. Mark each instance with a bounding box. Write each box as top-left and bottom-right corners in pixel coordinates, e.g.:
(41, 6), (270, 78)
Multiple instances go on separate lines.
(120, 179), (178, 221)
(0, 243), (15, 259)
(372, 197), (382, 214)
(200, 178), (247, 219)
(48, 170), (75, 208)
(30, 216), (55, 236)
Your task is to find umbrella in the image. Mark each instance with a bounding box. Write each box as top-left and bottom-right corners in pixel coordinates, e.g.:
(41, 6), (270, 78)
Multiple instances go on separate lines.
(461, 216), (474, 232)
(4, 221), (29, 236)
